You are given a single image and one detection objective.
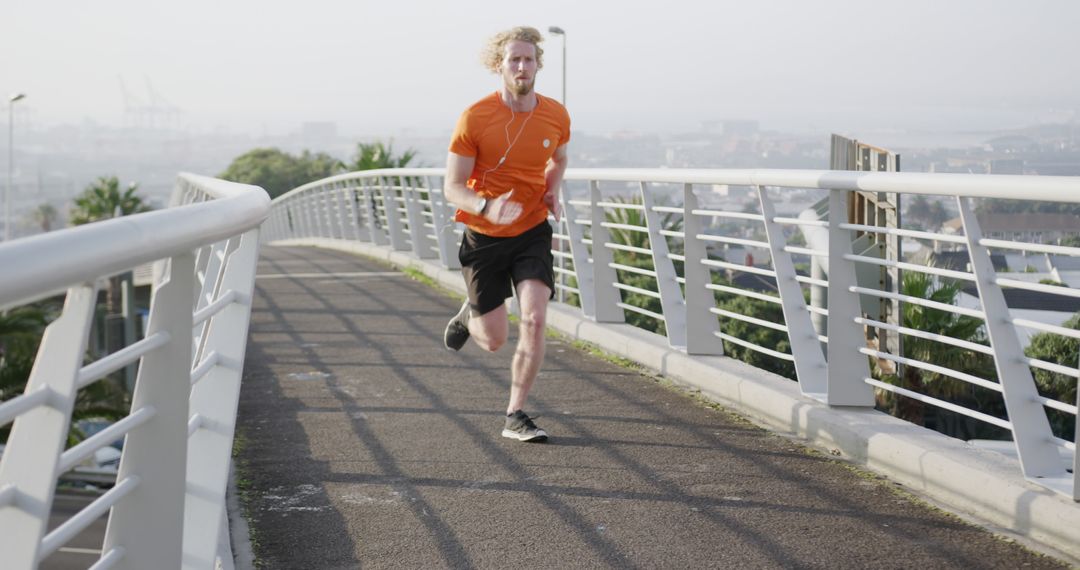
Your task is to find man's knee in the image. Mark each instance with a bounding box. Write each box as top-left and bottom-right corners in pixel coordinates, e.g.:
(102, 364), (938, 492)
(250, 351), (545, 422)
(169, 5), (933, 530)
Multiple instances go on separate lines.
(475, 333), (507, 352)
(471, 312), (509, 352)
(518, 310), (546, 338)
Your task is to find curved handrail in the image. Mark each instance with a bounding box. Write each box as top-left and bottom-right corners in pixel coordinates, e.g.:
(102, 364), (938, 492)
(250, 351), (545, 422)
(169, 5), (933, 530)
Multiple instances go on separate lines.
(0, 173), (269, 309)
(272, 167), (1080, 204)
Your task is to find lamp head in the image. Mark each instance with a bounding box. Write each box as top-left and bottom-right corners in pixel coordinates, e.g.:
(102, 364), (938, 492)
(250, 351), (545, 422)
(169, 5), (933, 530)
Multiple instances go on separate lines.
(548, 26), (565, 35)
(9, 93), (26, 103)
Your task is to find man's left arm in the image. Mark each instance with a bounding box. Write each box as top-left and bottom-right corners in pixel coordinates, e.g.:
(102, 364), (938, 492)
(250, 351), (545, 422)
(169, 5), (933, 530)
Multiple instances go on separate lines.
(543, 143), (569, 223)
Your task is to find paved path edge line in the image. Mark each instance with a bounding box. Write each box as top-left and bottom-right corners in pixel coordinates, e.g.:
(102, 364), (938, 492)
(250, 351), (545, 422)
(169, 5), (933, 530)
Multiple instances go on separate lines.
(268, 238), (1080, 563)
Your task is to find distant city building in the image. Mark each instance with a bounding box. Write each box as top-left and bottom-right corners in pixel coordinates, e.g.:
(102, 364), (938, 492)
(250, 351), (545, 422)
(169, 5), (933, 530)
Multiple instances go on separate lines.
(722, 120), (759, 138)
(300, 122), (338, 140)
(989, 158), (1025, 174)
(942, 213), (1080, 243)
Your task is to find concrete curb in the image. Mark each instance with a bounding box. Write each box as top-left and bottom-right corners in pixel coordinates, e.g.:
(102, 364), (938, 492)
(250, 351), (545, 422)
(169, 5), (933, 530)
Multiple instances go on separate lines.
(269, 237), (1080, 562)
(225, 460), (256, 570)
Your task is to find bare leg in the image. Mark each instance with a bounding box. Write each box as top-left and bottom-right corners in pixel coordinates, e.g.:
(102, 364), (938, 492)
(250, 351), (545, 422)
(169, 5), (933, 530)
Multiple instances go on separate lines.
(507, 279), (550, 415)
(467, 304), (509, 352)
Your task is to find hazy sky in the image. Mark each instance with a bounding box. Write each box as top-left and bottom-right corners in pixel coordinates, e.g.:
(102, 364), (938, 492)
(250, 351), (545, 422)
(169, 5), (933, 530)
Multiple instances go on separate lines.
(4, 0), (1078, 136)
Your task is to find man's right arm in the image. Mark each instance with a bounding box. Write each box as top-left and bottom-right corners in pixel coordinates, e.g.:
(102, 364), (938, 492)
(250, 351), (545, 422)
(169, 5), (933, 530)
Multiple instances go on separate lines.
(444, 152), (522, 225)
(444, 152), (484, 215)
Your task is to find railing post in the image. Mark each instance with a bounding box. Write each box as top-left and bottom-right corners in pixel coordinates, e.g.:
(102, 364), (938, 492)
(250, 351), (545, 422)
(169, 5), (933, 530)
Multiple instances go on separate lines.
(294, 197), (307, 239)
(562, 193), (595, 317)
(0, 285), (97, 569)
(1071, 362), (1080, 500)
(958, 196), (1062, 481)
(344, 185), (362, 242)
(1075, 363), (1079, 501)
(334, 183), (349, 240)
(361, 179), (389, 246)
(682, 183), (723, 355)
(428, 176), (461, 269)
(315, 189), (330, 238)
(758, 185), (827, 398)
(302, 192), (318, 238)
(103, 253), (195, 570)
(640, 182), (686, 348)
(183, 228), (261, 570)
(320, 184), (336, 239)
(193, 240), (235, 365)
(826, 188), (875, 406)
(331, 183), (342, 239)
(590, 180), (625, 323)
(403, 177), (436, 259)
(379, 177), (408, 251)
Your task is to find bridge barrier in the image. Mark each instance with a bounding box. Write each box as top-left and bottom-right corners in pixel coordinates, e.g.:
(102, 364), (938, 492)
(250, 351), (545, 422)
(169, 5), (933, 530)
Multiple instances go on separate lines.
(267, 167), (1080, 559)
(0, 174), (268, 570)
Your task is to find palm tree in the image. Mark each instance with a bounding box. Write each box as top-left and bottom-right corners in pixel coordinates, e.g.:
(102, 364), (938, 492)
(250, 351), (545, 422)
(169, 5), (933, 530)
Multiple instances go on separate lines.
(69, 176), (151, 226)
(878, 271), (994, 425)
(68, 177), (153, 314)
(346, 141), (418, 171)
(1, 302), (128, 446)
(31, 203), (58, 232)
(602, 195), (685, 334)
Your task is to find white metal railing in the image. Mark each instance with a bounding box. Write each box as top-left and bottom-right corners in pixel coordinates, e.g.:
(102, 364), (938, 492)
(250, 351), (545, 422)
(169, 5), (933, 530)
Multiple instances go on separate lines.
(0, 173), (268, 569)
(265, 167), (1080, 501)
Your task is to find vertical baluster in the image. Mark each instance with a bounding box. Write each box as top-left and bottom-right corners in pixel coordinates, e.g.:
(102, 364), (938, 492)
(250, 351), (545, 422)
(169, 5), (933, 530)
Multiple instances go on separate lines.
(640, 181), (686, 348)
(758, 185), (827, 398)
(0, 285), (97, 568)
(958, 196), (1062, 481)
(682, 183), (723, 355)
(428, 175), (461, 269)
(362, 179), (388, 246)
(590, 180), (624, 323)
(826, 188), (874, 406)
(381, 176), (408, 251)
(182, 228), (261, 569)
(104, 253), (195, 570)
(562, 193), (594, 317)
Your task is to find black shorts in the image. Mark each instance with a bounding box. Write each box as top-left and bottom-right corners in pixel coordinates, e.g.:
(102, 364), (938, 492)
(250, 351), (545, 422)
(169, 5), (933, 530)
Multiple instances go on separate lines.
(459, 221), (555, 315)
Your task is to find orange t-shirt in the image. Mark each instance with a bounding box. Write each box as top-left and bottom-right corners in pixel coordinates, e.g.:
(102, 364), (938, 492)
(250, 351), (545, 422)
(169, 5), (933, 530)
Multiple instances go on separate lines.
(449, 91), (571, 237)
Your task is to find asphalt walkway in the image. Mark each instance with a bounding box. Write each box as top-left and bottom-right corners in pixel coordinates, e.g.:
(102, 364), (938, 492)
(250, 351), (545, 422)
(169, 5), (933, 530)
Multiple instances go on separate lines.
(234, 245), (1065, 569)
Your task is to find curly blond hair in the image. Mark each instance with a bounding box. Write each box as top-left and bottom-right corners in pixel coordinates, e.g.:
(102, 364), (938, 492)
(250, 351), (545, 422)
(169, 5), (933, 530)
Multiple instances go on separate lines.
(481, 26), (544, 73)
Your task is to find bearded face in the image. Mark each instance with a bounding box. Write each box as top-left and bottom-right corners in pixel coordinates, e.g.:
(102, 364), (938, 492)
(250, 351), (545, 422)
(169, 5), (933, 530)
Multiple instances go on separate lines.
(500, 40), (538, 97)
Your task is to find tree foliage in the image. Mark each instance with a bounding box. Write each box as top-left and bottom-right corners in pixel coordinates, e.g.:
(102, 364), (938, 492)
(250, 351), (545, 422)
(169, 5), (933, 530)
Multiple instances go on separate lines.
(345, 141), (418, 171)
(218, 148), (341, 199)
(69, 176), (152, 226)
(1059, 234), (1080, 248)
(0, 302), (128, 445)
(603, 196), (679, 335)
(876, 271), (998, 432)
(975, 198), (1080, 216)
(69, 177), (154, 314)
(601, 195), (797, 379)
(32, 203), (58, 232)
(1025, 312), (1079, 439)
(904, 194), (950, 231)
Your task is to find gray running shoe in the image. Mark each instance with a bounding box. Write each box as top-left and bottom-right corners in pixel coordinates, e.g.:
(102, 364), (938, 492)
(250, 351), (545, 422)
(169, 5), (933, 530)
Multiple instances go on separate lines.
(443, 300), (471, 351)
(502, 410), (548, 442)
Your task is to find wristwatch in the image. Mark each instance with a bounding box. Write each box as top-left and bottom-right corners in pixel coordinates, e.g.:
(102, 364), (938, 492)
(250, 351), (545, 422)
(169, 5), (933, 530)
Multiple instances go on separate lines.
(476, 196), (488, 215)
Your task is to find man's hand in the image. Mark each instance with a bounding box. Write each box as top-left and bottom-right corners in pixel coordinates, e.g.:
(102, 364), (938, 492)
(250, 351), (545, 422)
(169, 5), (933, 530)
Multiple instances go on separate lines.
(482, 190), (522, 226)
(542, 190), (561, 223)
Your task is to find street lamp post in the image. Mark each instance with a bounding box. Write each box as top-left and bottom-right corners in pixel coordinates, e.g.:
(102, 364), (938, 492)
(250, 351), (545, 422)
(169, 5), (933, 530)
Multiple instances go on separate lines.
(6, 93), (26, 242)
(547, 26), (566, 106)
(547, 26), (567, 301)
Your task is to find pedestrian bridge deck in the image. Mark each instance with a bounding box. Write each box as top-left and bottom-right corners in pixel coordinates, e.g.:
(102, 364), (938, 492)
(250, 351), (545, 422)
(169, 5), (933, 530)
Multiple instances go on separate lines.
(234, 245), (1061, 568)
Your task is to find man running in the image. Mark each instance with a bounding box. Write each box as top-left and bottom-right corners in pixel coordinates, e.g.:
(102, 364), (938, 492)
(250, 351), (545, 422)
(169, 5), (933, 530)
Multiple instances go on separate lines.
(441, 26), (570, 443)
